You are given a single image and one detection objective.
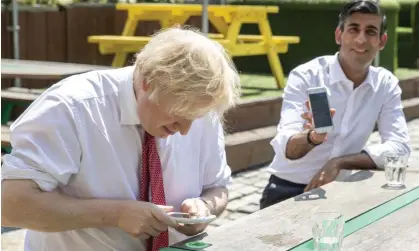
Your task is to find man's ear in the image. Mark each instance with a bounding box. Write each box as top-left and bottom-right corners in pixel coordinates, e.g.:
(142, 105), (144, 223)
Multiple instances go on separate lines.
(335, 27), (342, 45)
(379, 32), (388, 50)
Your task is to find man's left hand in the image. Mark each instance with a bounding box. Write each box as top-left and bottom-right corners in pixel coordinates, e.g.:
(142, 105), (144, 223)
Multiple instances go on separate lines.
(175, 198), (211, 236)
(304, 158), (343, 192)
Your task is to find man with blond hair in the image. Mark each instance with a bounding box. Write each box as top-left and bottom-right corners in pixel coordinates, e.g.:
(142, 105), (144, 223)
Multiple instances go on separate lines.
(1, 27), (241, 251)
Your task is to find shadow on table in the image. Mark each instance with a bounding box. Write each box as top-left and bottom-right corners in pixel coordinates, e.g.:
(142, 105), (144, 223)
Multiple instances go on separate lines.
(344, 170), (375, 182)
(294, 188), (327, 202)
(1, 227), (20, 234)
(170, 232), (209, 250)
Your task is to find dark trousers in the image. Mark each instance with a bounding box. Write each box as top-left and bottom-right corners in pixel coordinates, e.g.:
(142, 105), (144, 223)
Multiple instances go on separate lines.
(259, 174), (307, 209)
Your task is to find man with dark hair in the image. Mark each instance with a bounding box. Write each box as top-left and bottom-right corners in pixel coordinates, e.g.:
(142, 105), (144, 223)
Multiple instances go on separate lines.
(338, 0), (387, 36)
(260, 0), (410, 209)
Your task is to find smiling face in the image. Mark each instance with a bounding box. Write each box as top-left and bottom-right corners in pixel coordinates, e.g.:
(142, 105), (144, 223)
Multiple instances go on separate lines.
(335, 12), (387, 70)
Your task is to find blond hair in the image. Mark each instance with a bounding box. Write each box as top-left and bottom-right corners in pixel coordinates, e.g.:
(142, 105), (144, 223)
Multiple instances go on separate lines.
(134, 26), (241, 119)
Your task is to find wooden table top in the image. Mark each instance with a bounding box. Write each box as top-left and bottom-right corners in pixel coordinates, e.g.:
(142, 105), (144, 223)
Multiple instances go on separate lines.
(1, 59), (112, 80)
(343, 198), (419, 251)
(184, 170), (419, 251)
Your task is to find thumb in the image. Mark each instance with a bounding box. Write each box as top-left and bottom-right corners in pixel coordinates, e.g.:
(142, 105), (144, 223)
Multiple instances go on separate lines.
(152, 205), (177, 227)
(305, 100), (310, 110)
(330, 108), (336, 118)
(180, 200), (198, 214)
(156, 205), (174, 213)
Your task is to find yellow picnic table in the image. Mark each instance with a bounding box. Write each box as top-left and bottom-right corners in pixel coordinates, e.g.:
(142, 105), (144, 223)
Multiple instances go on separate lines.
(88, 3), (300, 88)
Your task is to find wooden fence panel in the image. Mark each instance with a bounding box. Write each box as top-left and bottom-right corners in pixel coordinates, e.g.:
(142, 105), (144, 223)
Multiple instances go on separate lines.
(46, 10), (67, 62)
(1, 11), (13, 88)
(1, 8), (68, 88)
(66, 4), (117, 65)
(1, 5), (220, 88)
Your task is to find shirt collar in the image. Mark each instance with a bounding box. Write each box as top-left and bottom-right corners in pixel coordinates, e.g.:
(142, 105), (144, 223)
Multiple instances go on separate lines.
(118, 66), (141, 125)
(329, 52), (374, 88)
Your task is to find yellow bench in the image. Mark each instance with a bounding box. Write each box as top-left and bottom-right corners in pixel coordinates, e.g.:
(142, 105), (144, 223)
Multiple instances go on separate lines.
(88, 3), (300, 88)
(88, 34), (300, 57)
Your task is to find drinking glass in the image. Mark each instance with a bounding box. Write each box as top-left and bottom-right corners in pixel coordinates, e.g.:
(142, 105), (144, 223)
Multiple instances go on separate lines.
(384, 153), (409, 189)
(312, 212), (344, 251)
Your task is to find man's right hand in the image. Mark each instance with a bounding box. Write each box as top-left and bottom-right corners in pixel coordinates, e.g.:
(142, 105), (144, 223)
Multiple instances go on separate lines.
(117, 201), (178, 240)
(301, 100), (336, 143)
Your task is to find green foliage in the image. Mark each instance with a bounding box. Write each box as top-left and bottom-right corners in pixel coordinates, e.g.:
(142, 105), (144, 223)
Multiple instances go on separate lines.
(230, 0), (399, 9)
(230, 0), (400, 74)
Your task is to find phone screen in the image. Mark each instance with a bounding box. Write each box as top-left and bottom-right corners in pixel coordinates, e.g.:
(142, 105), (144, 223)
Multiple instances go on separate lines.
(309, 92), (333, 128)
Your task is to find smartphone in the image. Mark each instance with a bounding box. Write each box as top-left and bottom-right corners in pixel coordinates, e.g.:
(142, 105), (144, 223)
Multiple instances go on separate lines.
(307, 87), (334, 134)
(168, 212), (216, 225)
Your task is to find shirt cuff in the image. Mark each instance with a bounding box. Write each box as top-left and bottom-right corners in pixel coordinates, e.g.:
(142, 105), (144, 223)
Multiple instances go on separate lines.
(270, 129), (300, 161)
(1, 156), (59, 191)
(362, 144), (393, 169)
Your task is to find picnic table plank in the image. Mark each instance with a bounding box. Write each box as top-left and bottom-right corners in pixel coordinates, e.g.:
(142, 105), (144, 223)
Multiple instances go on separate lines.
(1, 59), (111, 80)
(192, 170), (419, 251)
(1, 125), (11, 148)
(1, 87), (43, 102)
(343, 199), (419, 251)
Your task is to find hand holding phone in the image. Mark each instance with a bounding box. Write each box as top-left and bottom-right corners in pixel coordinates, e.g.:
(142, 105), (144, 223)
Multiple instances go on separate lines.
(168, 212), (216, 225)
(174, 198), (215, 236)
(304, 87), (336, 143)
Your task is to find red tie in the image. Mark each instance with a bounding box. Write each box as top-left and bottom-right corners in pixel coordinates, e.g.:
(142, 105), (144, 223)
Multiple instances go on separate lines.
(140, 131), (169, 251)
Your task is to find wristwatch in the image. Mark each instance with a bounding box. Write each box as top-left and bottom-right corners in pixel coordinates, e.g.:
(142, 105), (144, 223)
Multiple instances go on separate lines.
(307, 129), (323, 147)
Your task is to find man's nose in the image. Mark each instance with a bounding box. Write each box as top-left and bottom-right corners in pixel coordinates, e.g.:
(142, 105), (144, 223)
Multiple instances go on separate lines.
(355, 32), (367, 44)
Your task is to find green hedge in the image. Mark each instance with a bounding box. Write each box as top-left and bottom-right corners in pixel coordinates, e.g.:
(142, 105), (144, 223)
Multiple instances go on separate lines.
(229, 0), (400, 74)
(397, 0), (419, 68)
(399, 0), (418, 26)
(413, 1), (419, 67)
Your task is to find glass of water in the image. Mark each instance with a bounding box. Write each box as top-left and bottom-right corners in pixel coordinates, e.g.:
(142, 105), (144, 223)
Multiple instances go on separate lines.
(384, 153), (409, 189)
(312, 212), (344, 251)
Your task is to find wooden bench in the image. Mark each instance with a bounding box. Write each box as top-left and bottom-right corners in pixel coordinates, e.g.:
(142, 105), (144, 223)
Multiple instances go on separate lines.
(1, 125), (11, 154)
(88, 34), (300, 57)
(1, 87), (43, 125)
(1, 59), (112, 80)
(1, 87), (42, 102)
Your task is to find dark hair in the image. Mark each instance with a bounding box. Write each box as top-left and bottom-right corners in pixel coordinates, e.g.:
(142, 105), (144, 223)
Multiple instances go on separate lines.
(338, 0), (387, 36)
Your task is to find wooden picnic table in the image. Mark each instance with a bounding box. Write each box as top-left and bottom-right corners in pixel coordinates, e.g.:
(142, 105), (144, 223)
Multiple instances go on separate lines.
(163, 170), (419, 251)
(1, 59), (112, 80)
(1, 60), (112, 145)
(88, 3), (300, 88)
(1, 59), (112, 124)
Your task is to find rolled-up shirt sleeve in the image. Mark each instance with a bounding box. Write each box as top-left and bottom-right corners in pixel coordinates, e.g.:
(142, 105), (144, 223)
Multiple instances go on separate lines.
(201, 114), (232, 190)
(1, 91), (81, 191)
(363, 80), (411, 168)
(271, 70), (309, 160)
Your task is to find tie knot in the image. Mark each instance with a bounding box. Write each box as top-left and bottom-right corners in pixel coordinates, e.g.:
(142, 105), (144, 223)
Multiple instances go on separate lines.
(143, 131), (155, 149)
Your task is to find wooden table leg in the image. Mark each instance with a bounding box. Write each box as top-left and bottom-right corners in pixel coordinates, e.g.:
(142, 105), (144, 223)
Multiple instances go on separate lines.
(258, 19), (286, 89)
(111, 16), (139, 67)
(208, 14), (230, 36)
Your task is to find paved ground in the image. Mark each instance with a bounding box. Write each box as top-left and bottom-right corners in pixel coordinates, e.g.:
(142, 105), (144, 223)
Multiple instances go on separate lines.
(2, 118), (419, 250)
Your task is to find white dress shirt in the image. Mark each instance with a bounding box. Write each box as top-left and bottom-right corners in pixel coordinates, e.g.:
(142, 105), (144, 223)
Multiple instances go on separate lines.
(268, 53), (411, 185)
(1, 66), (231, 251)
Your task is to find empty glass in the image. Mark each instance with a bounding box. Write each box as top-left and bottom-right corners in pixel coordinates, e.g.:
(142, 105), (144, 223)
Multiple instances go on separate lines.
(312, 212), (344, 251)
(384, 153), (409, 189)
